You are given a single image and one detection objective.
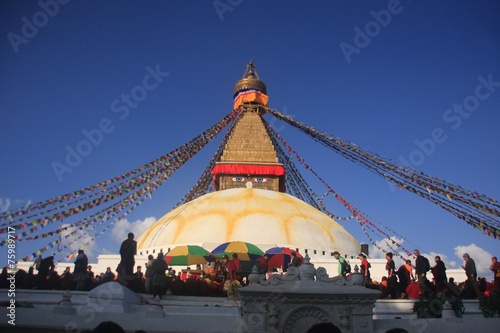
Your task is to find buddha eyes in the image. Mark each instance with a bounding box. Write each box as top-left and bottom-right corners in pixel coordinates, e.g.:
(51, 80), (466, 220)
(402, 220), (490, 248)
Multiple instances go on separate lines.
(231, 177), (247, 182)
(230, 177), (269, 183)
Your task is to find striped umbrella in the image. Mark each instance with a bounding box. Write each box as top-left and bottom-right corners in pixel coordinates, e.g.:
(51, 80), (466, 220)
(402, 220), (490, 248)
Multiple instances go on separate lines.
(266, 247), (303, 269)
(211, 241), (264, 261)
(165, 245), (216, 266)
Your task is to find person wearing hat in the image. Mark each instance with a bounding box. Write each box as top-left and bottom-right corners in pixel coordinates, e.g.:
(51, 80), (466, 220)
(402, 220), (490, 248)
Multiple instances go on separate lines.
(358, 253), (371, 286)
(218, 255), (230, 280)
(461, 253), (482, 298)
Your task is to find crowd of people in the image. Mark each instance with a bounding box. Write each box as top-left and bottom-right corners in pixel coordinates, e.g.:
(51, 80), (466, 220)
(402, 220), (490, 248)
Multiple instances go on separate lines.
(2, 235), (499, 303)
(333, 249), (500, 300)
(0, 243), (303, 299)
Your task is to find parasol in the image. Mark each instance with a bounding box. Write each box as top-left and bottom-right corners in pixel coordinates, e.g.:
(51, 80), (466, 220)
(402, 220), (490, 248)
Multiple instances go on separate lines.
(165, 245), (216, 266)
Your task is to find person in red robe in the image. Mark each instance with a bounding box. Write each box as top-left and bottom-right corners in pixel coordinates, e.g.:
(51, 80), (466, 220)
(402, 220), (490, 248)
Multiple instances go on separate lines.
(255, 254), (269, 274)
(226, 253), (241, 281)
(406, 279), (421, 299)
(489, 256), (500, 290)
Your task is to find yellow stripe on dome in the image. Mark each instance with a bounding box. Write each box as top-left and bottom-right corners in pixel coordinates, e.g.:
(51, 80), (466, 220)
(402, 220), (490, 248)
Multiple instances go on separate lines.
(137, 188), (360, 255)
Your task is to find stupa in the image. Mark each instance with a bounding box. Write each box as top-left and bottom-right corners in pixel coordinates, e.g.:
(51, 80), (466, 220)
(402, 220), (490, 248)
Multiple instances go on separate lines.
(137, 61), (361, 260)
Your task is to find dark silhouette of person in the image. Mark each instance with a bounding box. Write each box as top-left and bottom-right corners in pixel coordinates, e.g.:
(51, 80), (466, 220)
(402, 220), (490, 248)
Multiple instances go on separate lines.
(151, 252), (168, 300)
(256, 253), (269, 274)
(73, 249), (89, 291)
(36, 255), (55, 289)
(91, 321), (125, 333)
(289, 251), (301, 267)
(431, 255), (447, 293)
(119, 232), (137, 278)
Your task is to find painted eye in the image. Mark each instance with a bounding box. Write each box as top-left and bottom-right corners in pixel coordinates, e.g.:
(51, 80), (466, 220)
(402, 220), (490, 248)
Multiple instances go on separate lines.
(252, 177), (268, 183)
(231, 177), (246, 182)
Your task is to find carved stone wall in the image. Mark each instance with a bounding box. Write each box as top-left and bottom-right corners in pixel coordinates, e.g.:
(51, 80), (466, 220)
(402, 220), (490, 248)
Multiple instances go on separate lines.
(238, 259), (380, 333)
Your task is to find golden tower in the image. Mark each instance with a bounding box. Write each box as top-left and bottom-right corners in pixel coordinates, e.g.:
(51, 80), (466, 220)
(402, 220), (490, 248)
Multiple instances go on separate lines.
(211, 61), (285, 192)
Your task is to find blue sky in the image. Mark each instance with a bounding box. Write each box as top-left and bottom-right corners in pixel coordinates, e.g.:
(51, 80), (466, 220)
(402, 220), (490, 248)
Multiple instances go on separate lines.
(1, 1), (499, 275)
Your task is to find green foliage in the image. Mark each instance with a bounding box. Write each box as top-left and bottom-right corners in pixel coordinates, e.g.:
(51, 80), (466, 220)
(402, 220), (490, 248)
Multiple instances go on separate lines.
(412, 294), (464, 318)
(479, 290), (500, 318)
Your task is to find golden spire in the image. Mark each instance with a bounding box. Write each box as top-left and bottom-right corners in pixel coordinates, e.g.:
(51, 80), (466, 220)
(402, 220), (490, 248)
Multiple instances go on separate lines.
(211, 62), (284, 192)
(233, 60), (268, 109)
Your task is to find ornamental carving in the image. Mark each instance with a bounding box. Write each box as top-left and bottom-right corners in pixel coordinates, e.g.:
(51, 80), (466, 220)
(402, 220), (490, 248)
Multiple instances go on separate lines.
(282, 308), (331, 333)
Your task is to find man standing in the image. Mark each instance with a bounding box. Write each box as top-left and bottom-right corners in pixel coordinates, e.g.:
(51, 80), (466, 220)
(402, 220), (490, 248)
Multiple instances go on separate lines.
(73, 250), (88, 291)
(413, 250), (430, 285)
(358, 253), (371, 286)
(461, 253), (482, 298)
(333, 251), (348, 277)
(431, 255), (447, 294)
(36, 255), (55, 289)
(385, 252), (397, 299)
(151, 252), (168, 300)
(119, 232), (137, 279)
(489, 256), (500, 290)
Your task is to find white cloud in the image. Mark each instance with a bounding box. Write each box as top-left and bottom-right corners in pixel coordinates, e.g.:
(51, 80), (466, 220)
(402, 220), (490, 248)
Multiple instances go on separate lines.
(0, 198), (32, 212)
(427, 251), (457, 269)
(110, 216), (157, 244)
(0, 198), (11, 212)
(454, 243), (493, 276)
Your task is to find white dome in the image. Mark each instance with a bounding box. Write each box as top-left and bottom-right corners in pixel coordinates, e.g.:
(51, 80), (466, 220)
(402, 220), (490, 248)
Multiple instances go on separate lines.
(138, 188), (359, 254)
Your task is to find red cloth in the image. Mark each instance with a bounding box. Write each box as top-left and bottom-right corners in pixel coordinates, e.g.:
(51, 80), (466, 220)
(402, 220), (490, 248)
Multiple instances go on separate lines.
(406, 281), (421, 299)
(211, 164), (285, 176)
(226, 258), (241, 281)
(255, 256), (269, 273)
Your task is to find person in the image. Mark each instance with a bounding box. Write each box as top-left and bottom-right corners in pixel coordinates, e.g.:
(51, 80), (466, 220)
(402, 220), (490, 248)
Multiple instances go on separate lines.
(489, 256), (500, 290)
(461, 253), (482, 298)
(255, 253), (269, 274)
(61, 267), (73, 290)
(396, 261), (411, 298)
(36, 255), (55, 289)
(406, 279), (421, 299)
(413, 249), (430, 290)
(86, 265), (96, 290)
(144, 254), (155, 293)
(332, 251), (348, 277)
(358, 253), (371, 286)
(73, 250), (88, 291)
(445, 277), (461, 297)
(378, 276), (389, 299)
(431, 255), (447, 294)
(132, 266), (145, 293)
(226, 253), (241, 281)
(218, 256), (230, 280)
(385, 252), (397, 299)
(91, 321), (125, 333)
(103, 267), (116, 282)
(289, 251), (301, 268)
(151, 252), (168, 300)
(118, 232), (137, 280)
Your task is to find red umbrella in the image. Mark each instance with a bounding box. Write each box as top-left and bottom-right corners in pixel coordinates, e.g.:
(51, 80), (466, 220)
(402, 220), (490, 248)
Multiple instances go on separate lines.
(265, 247), (303, 269)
